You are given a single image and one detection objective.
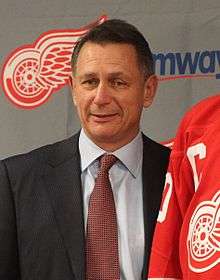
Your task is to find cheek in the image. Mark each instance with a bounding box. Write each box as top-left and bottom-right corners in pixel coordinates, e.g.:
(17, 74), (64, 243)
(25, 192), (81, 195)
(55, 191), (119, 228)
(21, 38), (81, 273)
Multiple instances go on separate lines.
(75, 97), (91, 119)
(123, 95), (143, 111)
(124, 99), (143, 121)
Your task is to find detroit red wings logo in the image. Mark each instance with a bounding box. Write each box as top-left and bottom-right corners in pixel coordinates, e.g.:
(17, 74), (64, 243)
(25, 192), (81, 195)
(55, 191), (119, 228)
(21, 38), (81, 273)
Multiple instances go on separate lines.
(1, 15), (107, 109)
(187, 190), (220, 272)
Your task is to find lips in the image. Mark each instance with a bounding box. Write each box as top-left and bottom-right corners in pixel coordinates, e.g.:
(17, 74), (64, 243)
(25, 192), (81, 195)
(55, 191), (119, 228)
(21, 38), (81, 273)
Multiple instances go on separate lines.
(90, 113), (118, 122)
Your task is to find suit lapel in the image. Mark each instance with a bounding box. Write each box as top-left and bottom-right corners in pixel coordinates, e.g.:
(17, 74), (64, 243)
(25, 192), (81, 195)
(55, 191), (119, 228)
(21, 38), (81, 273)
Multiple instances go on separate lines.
(141, 134), (170, 279)
(41, 133), (169, 280)
(43, 134), (85, 280)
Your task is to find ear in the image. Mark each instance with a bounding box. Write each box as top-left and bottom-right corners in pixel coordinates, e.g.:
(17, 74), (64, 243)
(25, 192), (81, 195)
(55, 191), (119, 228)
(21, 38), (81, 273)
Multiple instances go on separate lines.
(143, 74), (158, 108)
(69, 74), (77, 106)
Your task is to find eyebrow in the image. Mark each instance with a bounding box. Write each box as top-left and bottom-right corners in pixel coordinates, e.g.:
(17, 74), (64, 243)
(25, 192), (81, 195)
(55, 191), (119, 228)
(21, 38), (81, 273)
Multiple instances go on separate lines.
(77, 73), (97, 81)
(108, 72), (132, 82)
(78, 71), (131, 80)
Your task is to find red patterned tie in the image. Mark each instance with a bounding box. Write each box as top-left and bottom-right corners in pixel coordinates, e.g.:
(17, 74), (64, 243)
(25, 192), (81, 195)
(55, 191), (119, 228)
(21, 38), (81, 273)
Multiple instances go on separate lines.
(86, 154), (120, 280)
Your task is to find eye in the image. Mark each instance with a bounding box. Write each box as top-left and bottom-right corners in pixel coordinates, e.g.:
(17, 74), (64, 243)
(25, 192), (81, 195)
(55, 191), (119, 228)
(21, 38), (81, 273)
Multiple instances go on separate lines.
(111, 78), (128, 88)
(81, 78), (99, 89)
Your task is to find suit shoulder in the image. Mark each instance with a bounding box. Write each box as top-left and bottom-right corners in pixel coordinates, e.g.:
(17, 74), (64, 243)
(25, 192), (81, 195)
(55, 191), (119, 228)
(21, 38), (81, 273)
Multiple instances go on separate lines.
(2, 134), (78, 175)
(142, 133), (171, 157)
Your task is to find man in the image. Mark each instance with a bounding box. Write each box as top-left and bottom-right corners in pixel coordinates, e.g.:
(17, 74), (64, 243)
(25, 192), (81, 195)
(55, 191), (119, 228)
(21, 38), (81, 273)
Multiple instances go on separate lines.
(0, 19), (170, 280)
(148, 94), (220, 279)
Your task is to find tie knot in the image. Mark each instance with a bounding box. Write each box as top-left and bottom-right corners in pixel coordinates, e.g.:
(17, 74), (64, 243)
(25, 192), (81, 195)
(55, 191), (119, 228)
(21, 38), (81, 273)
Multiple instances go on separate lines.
(100, 154), (117, 173)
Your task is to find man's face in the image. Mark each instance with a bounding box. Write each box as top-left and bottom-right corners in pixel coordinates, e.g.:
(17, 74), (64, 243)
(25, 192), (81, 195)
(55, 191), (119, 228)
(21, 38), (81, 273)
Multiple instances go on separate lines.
(71, 42), (157, 151)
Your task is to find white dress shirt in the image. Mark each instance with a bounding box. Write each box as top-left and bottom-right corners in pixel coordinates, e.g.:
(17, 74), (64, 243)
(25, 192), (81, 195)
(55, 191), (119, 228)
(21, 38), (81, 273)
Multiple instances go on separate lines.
(79, 129), (145, 280)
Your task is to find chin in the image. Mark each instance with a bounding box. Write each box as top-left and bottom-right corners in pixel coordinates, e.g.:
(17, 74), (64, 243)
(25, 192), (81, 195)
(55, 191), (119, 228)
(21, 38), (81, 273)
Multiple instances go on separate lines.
(89, 128), (119, 143)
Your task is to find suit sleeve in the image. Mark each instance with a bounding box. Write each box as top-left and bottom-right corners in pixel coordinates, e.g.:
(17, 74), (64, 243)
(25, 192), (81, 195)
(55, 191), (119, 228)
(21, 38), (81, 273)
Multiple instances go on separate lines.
(0, 160), (20, 279)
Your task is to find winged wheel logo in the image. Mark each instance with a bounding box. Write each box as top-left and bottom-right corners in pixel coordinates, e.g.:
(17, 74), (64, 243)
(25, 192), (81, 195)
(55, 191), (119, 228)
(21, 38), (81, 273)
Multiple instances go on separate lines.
(1, 15), (107, 109)
(187, 190), (220, 272)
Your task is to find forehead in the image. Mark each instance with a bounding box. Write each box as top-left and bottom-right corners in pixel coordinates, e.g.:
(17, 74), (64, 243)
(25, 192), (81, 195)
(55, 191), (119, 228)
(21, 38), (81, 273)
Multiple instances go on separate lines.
(75, 42), (140, 76)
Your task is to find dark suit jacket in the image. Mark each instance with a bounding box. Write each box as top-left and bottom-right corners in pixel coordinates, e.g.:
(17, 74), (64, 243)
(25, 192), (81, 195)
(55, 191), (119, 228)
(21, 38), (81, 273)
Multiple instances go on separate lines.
(0, 132), (170, 280)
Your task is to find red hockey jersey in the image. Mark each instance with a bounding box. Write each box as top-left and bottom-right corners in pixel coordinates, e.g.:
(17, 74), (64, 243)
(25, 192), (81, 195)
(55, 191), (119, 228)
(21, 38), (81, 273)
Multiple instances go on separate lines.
(148, 95), (220, 280)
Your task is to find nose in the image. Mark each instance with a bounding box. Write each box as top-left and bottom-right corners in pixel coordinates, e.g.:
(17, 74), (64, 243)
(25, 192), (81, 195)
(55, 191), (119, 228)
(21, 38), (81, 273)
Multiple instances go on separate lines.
(93, 82), (112, 105)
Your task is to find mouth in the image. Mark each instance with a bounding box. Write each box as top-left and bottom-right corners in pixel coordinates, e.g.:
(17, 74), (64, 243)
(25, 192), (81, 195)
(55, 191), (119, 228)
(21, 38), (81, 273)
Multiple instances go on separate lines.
(90, 113), (118, 122)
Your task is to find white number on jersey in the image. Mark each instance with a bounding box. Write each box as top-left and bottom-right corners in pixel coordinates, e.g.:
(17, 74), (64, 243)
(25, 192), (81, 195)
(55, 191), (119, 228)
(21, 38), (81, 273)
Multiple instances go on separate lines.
(187, 143), (206, 192)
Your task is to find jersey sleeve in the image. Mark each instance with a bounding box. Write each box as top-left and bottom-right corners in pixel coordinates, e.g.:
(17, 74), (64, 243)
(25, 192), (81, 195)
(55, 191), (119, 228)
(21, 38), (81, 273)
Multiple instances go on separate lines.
(148, 111), (195, 279)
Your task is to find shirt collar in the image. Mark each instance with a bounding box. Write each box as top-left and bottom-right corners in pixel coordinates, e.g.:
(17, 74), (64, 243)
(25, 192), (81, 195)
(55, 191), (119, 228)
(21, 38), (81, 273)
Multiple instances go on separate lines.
(79, 129), (105, 172)
(113, 132), (143, 178)
(79, 129), (143, 178)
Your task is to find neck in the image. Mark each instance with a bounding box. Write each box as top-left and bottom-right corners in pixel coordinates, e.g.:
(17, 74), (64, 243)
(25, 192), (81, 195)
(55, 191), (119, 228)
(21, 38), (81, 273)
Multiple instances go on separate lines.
(86, 131), (140, 152)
